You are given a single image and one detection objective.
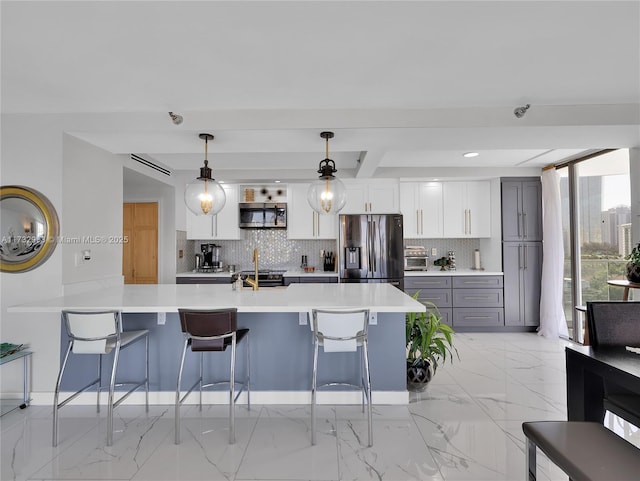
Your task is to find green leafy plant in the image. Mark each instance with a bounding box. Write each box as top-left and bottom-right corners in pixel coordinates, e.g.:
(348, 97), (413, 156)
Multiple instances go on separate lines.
(406, 292), (458, 369)
(626, 243), (640, 266)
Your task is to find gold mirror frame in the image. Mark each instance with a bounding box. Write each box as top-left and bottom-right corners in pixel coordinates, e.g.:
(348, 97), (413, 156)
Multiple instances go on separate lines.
(1, 185), (59, 273)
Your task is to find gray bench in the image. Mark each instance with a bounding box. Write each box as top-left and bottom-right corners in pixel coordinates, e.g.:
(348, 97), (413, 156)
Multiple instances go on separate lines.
(522, 421), (640, 481)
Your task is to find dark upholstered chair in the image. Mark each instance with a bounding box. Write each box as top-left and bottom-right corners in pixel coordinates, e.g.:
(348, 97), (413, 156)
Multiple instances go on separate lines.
(586, 301), (640, 427)
(175, 308), (249, 444)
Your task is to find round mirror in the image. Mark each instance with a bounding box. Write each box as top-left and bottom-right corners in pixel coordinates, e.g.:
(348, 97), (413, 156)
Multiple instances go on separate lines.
(1, 185), (59, 273)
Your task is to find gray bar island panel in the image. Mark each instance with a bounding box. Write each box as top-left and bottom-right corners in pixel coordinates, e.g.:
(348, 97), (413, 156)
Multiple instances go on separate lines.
(58, 311), (407, 392)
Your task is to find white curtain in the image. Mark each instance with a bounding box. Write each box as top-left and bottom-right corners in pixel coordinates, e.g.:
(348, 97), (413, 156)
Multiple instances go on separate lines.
(539, 169), (569, 338)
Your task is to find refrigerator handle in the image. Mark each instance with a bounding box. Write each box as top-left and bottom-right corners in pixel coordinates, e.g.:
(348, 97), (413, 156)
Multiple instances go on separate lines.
(372, 220), (377, 273)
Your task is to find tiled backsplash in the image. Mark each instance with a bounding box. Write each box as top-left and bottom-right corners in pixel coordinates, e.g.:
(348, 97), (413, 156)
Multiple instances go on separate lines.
(187, 230), (337, 272)
(179, 231), (481, 273)
(403, 238), (480, 270)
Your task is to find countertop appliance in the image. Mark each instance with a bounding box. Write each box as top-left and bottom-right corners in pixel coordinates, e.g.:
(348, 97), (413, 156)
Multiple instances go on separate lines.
(238, 270), (285, 287)
(404, 246), (429, 271)
(239, 202), (286, 229)
(339, 214), (404, 290)
(200, 243), (223, 272)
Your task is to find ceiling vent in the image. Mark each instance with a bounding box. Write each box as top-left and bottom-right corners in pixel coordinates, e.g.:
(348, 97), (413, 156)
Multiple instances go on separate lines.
(130, 154), (171, 176)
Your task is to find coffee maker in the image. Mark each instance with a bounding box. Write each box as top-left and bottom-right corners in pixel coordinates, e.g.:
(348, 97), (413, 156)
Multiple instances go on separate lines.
(201, 243), (223, 272)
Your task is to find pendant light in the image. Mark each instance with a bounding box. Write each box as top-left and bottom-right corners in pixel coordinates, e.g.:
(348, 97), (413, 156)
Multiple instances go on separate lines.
(184, 133), (226, 216)
(307, 131), (346, 215)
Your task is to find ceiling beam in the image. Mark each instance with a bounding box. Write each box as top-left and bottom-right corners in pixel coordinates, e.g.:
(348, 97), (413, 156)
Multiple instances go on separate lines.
(355, 150), (385, 179)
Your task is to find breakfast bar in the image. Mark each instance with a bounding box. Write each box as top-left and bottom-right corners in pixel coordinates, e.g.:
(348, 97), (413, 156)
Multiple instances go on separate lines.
(9, 283), (424, 404)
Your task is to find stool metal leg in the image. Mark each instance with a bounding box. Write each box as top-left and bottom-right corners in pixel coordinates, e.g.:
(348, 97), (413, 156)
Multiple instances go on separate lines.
(229, 332), (237, 444)
(311, 337), (319, 445)
(53, 341), (73, 447)
(107, 341), (122, 446)
(175, 337), (189, 444)
(97, 353), (102, 413)
(363, 337), (372, 447)
(526, 437), (537, 481)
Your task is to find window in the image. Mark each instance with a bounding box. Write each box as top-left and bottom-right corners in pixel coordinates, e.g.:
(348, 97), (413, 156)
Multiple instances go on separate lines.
(559, 149), (631, 340)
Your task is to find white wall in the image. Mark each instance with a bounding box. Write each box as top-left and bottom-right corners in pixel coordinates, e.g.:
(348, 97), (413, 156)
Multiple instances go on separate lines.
(0, 116), (129, 397)
(62, 135), (124, 286)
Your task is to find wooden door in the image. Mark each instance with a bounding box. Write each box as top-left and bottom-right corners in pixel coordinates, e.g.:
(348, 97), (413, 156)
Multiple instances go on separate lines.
(123, 202), (158, 284)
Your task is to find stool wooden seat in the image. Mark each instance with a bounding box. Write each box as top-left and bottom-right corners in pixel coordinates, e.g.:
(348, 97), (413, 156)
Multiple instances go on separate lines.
(522, 421), (640, 481)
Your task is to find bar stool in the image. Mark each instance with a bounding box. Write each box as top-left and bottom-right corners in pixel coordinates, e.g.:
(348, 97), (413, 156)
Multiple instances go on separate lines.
(310, 308), (372, 446)
(53, 310), (149, 447)
(175, 308), (250, 444)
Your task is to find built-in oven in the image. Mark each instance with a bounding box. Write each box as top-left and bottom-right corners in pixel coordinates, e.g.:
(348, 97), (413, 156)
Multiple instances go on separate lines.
(404, 246), (429, 271)
(239, 203), (286, 229)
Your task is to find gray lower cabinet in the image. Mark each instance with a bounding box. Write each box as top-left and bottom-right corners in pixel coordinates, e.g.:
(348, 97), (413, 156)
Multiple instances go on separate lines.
(176, 276), (231, 284)
(405, 275), (503, 328)
(503, 242), (542, 326)
(404, 277), (453, 326)
(284, 276), (338, 286)
(451, 276), (504, 327)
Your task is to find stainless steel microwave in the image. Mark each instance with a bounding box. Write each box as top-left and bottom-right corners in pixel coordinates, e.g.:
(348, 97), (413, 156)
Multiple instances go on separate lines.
(239, 203), (287, 229)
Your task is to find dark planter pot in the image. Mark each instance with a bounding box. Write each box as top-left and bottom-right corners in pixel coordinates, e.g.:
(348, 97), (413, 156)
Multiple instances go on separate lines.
(626, 262), (640, 283)
(406, 360), (435, 392)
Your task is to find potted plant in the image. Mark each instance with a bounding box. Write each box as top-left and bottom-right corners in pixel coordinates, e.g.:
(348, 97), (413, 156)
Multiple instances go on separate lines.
(626, 242), (640, 283)
(406, 292), (458, 392)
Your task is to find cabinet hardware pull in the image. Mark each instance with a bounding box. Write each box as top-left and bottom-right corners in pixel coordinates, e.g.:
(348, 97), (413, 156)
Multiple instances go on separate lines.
(523, 244), (527, 269)
(465, 316), (493, 319)
(420, 209), (424, 235)
(416, 210), (420, 235)
(464, 296), (492, 300)
(523, 212), (527, 238)
(518, 244), (522, 269)
(517, 212), (522, 237)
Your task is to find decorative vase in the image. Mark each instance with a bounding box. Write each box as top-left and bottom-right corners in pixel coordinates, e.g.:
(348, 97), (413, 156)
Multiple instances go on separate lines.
(406, 360), (435, 392)
(626, 262), (640, 283)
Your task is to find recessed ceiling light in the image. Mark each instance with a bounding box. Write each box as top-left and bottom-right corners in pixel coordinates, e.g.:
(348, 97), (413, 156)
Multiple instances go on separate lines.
(463, 152), (479, 158)
(274, 180), (281, 183)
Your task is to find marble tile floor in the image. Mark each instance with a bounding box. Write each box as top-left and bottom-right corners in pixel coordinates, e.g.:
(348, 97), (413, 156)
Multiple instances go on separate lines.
(2, 332), (639, 481)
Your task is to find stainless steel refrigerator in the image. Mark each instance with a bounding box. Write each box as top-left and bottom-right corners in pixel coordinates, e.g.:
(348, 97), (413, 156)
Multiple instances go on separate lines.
(339, 214), (404, 290)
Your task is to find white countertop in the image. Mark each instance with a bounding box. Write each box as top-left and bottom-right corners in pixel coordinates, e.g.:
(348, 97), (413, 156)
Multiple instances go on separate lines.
(404, 269), (503, 276)
(8, 283), (424, 314)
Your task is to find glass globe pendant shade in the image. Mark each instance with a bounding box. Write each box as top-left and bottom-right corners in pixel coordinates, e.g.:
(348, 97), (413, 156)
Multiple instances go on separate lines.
(307, 176), (346, 215)
(185, 178), (226, 216)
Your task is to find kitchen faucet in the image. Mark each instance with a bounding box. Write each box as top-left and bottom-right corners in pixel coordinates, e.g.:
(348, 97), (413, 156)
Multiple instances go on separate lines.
(245, 248), (259, 291)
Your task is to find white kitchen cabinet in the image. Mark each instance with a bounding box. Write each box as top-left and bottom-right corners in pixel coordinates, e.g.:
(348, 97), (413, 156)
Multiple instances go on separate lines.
(186, 184), (241, 240)
(399, 182), (443, 238)
(442, 181), (491, 238)
(341, 180), (399, 214)
(287, 183), (337, 239)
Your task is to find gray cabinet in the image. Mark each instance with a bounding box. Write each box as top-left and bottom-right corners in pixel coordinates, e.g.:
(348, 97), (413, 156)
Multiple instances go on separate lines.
(284, 276), (338, 286)
(503, 242), (542, 326)
(501, 178), (542, 242)
(451, 276), (504, 327)
(404, 275), (503, 328)
(176, 276), (231, 284)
